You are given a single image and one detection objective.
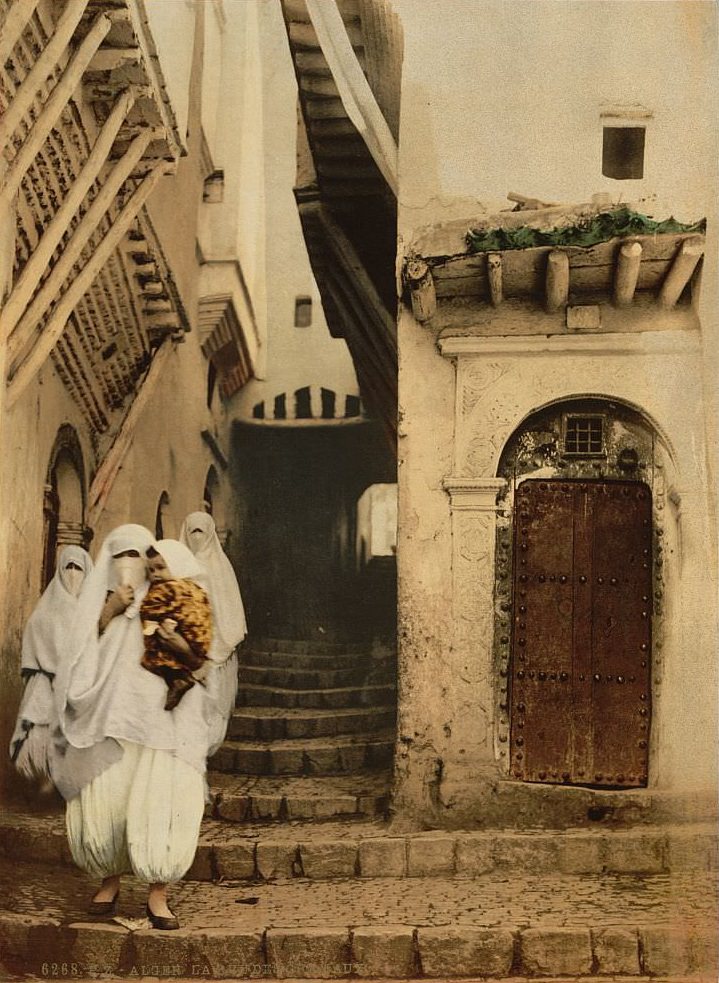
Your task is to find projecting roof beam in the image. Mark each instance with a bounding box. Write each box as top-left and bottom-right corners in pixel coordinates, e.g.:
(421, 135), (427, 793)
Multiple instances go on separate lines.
(657, 237), (704, 308)
(545, 250), (569, 313)
(7, 162), (169, 406)
(304, 0), (398, 194)
(0, 0), (89, 148)
(0, 88), (138, 343)
(0, 12), (114, 204)
(0, 0), (40, 66)
(6, 126), (155, 359)
(613, 241), (642, 307)
(86, 338), (174, 527)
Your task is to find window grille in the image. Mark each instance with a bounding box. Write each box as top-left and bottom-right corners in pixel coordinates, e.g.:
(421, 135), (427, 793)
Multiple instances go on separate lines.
(564, 415), (604, 456)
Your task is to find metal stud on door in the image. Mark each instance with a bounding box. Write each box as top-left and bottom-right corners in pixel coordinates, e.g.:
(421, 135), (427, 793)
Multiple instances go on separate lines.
(509, 479), (652, 787)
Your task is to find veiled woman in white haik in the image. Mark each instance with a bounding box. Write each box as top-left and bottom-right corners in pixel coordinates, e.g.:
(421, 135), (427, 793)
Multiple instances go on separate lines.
(54, 525), (211, 930)
(10, 545), (93, 787)
(180, 512), (247, 754)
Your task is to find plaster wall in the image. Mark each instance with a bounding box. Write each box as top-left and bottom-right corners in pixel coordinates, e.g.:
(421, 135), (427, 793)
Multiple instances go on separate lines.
(393, 0), (717, 235)
(142, 0), (196, 146)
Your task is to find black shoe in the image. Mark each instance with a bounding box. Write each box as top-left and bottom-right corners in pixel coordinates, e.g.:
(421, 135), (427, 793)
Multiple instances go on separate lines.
(146, 903), (180, 931)
(88, 891), (119, 916)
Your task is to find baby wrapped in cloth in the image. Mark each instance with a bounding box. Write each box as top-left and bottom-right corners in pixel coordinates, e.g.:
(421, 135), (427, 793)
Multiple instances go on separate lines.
(140, 540), (212, 710)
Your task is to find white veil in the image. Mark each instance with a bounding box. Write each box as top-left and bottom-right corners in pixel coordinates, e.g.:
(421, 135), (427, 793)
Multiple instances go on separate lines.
(179, 512), (246, 657)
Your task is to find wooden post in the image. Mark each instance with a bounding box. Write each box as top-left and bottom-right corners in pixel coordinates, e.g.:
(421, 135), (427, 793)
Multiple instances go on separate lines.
(613, 241), (642, 307)
(545, 250), (569, 312)
(0, 0), (90, 149)
(405, 257), (436, 322)
(0, 89), (137, 342)
(86, 339), (174, 527)
(488, 252), (503, 306)
(0, 0), (40, 67)
(658, 237), (704, 308)
(7, 127), (154, 356)
(1, 12), (113, 204)
(7, 164), (168, 405)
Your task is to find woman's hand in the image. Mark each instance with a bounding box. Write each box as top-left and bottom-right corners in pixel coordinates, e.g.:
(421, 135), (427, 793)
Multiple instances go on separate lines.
(99, 586), (134, 633)
(156, 621), (192, 656)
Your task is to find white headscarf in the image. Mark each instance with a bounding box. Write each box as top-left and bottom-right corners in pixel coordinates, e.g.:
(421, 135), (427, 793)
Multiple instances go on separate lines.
(21, 545), (93, 677)
(179, 512), (246, 656)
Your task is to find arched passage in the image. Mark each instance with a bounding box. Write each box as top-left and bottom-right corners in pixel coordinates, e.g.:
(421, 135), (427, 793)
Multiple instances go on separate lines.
(42, 426), (87, 588)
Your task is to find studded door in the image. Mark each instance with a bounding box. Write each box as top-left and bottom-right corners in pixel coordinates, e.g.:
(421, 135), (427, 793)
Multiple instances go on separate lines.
(509, 479), (652, 788)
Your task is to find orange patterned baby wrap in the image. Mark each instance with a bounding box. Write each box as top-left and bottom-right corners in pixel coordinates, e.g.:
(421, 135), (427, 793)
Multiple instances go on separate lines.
(140, 578), (213, 673)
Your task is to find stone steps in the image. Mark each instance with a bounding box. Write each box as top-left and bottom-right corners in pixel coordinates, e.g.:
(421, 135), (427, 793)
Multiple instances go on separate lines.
(0, 858), (715, 979)
(227, 706), (396, 741)
(235, 682), (396, 710)
(238, 664), (370, 690)
(209, 771), (391, 822)
(241, 649), (369, 670)
(211, 730), (395, 775)
(255, 638), (366, 655)
(1, 809), (714, 883)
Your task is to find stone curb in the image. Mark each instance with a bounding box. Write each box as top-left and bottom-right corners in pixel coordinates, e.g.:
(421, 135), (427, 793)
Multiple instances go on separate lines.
(2, 819), (714, 883)
(1, 916), (715, 979)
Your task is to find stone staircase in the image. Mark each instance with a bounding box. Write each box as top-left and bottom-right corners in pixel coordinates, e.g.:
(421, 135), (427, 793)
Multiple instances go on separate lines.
(0, 636), (716, 980)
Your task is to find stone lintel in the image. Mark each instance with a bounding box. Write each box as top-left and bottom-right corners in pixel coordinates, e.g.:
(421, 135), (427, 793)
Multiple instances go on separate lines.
(443, 476), (507, 511)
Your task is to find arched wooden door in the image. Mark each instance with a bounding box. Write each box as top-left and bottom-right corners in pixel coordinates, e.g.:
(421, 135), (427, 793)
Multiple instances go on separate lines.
(509, 478), (652, 788)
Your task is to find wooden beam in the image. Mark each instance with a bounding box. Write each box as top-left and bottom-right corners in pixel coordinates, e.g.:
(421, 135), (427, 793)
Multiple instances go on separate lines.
(613, 241), (642, 307)
(487, 252), (503, 306)
(658, 237), (704, 308)
(86, 339), (175, 527)
(405, 257), (436, 322)
(0, 0), (40, 66)
(0, 89), (137, 342)
(7, 164), (169, 405)
(1, 12), (113, 203)
(545, 250), (569, 312)
(0, 0), (89, 148)
(7, 127), (154, 358)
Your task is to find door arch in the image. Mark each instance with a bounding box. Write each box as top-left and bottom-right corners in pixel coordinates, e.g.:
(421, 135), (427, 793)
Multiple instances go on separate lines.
(42, 426), (87, 588)
(494, 398), (676, 789)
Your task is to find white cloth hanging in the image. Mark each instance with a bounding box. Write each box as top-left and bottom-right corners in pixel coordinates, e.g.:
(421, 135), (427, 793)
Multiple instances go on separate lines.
(179, 512), (247, 659)
(10, 546), (93, 779)
(53, 525), (212, 801)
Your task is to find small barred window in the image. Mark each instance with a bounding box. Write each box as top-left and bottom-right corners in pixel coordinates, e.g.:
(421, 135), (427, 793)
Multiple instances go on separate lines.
(564, 415), (604, 456)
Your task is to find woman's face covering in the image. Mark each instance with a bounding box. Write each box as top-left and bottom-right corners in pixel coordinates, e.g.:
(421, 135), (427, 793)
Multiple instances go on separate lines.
(112, 551), (147, 590)
(62, 562), (85, 597)
(187, 528), (205, 553)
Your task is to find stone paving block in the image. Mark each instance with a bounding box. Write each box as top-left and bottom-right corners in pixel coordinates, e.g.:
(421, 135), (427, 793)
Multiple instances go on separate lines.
(352, 925), (415, 977)
(407, 835), (455, 876)
(520, 927), (593, 976)
(285, 796), (317, 820)
(0, 912), (62, 976)
(193, 929), (265, 978)
(256, 840), (297, 880)
(312, 795), (358, 819)
(305, 746), (341, 774)
(250, 795), (283, 820)
(641, 925), (693, 975)
(666, 829), (719, 872)
(300, 839), (358, 878)
(68, 923), (130, 977)
(185, 843), (213, 881)
(559, 832), (605, 873)
(132, 928), (194, 976)
(358, 837), (407, 877)
(216, 795), (250, 822)
(592, 927), (640, 975)
(604, 831), (666, 874)
(338, 744), (368, 772)
(214, 842), (255, 880)
(358, 793), (385, 816)
(455, 834), (494, 875)
(270, 747), (305, 774)
(418, 926), (514, 977)
(493, 833), (560, 873)
(266, 927), (352, 979)
(211, 746), (237, 772)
